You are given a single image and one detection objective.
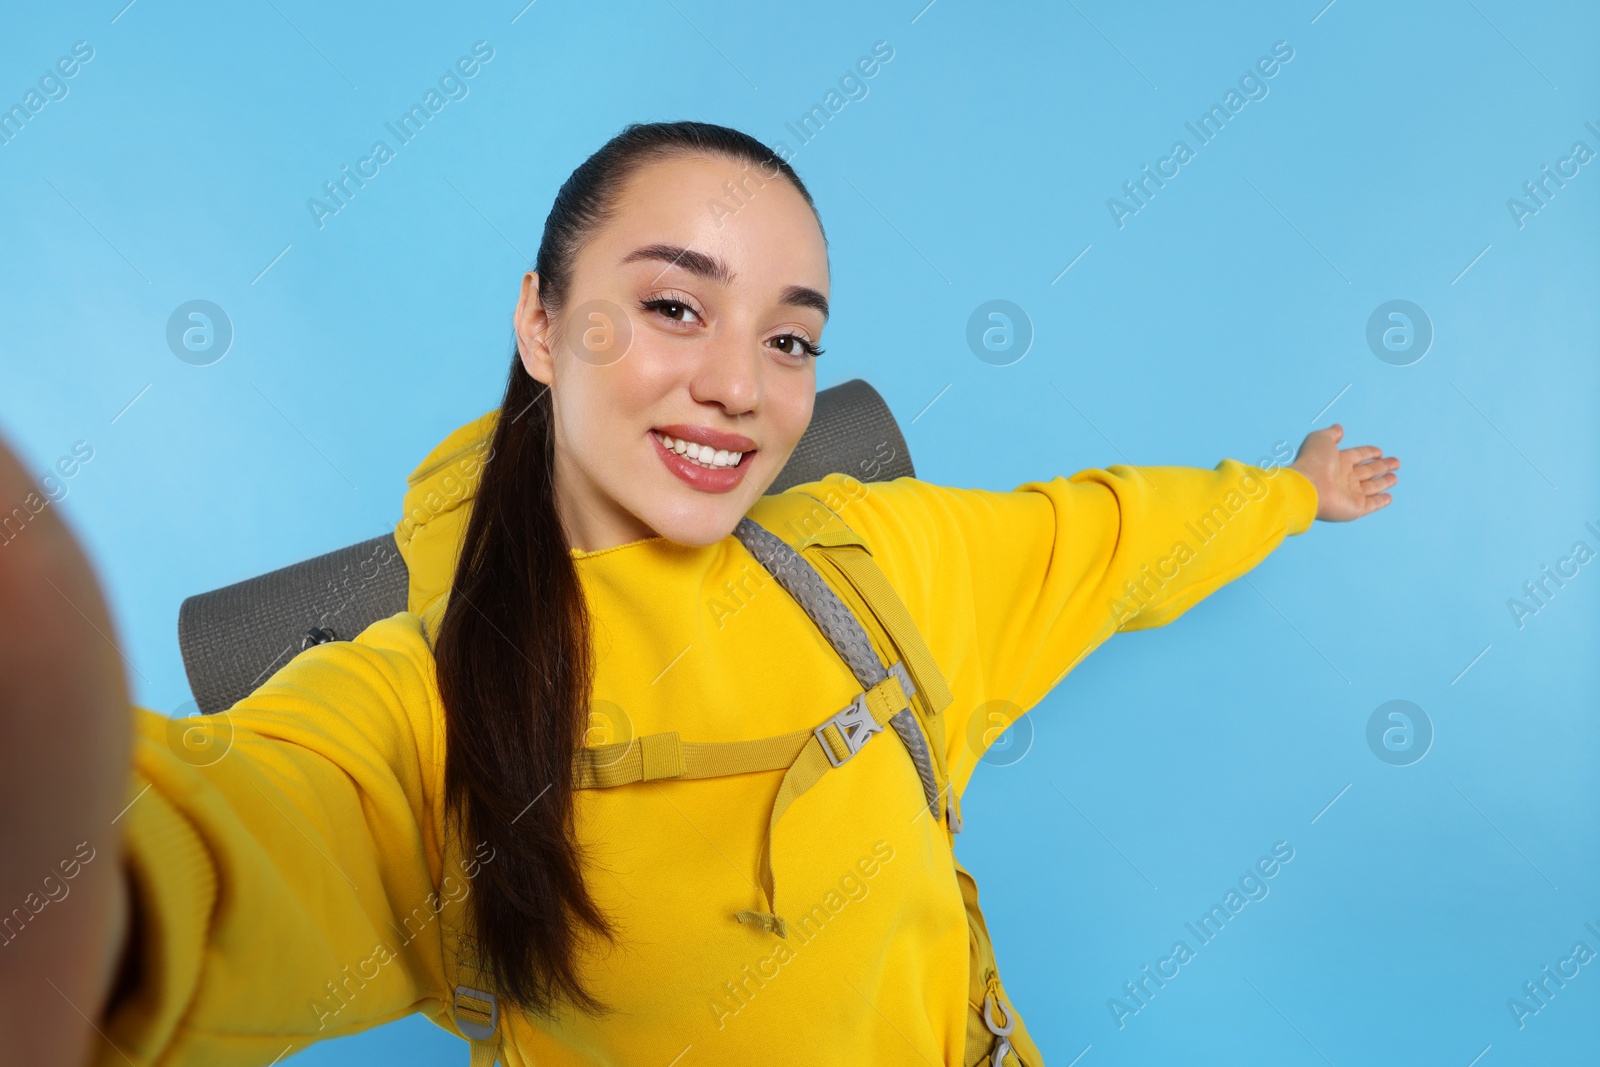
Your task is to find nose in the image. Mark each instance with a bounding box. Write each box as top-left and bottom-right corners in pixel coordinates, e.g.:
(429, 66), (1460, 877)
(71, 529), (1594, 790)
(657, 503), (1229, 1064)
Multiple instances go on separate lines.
(687, 325), (762, 417)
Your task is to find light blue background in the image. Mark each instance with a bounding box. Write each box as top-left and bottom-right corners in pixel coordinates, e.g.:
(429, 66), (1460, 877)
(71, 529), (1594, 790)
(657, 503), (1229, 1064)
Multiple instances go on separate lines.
(3, 0), (1597, 1063)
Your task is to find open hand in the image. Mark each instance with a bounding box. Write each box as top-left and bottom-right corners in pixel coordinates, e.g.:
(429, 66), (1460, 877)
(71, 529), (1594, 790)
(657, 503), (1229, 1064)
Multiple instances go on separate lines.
(1290, 424), (1399, 522)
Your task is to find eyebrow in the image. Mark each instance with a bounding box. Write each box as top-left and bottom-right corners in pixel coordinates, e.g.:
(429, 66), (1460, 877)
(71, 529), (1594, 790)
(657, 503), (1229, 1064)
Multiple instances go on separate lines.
(619, 243), (829, 321)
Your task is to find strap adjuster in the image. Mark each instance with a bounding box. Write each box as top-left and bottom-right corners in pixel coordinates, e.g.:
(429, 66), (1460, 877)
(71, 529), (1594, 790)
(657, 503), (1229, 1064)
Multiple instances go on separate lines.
(815, 661), (918, 769)
(453, 984), (498, 1041)
(815, 692), (884, 767)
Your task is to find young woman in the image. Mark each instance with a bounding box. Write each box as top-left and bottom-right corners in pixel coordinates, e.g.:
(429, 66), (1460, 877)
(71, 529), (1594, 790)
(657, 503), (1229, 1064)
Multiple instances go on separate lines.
(0, 121), (1397, 1067)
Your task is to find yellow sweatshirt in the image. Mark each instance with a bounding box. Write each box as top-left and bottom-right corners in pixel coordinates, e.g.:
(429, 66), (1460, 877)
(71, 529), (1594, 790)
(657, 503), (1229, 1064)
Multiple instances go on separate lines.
(96, 411), (1318, 1067)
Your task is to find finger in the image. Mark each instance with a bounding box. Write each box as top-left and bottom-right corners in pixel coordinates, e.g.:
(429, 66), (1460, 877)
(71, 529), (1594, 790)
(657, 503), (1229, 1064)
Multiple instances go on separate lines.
(1343, 445), (1384, 464)
(1353, 456), (1397, 479)
(1360, 472), (1397, 494)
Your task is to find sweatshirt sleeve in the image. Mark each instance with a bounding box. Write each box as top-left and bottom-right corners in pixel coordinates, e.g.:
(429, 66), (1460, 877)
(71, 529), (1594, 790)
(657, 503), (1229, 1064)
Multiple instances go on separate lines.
(803, 461), (1319, 795)
(92, 611), (461, 1067)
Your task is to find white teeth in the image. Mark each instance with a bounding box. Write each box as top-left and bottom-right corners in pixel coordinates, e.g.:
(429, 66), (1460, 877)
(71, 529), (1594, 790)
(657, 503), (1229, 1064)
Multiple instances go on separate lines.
(655, 431), (744, 469)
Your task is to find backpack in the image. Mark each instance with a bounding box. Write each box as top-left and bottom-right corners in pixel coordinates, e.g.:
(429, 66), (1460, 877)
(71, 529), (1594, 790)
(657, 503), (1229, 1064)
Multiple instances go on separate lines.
(442, 491), (1044, 1066)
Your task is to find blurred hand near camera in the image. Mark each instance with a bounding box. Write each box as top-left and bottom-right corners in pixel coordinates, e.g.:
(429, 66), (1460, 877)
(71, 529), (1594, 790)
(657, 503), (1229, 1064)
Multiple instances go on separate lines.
(0, 428), (132, 1067)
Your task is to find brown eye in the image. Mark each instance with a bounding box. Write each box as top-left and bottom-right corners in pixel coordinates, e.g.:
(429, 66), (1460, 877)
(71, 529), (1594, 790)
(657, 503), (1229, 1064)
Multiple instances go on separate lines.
(771, 333), (822, 359)
(638, 298), (702, 325)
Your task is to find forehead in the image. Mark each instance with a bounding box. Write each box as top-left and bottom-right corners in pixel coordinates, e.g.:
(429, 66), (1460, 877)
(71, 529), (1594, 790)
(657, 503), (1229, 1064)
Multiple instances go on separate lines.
(586, 152), (829, 295)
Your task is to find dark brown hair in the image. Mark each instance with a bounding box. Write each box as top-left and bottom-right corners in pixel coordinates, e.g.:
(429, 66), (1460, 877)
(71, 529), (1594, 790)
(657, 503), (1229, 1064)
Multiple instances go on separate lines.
(432, 121), (820, 1017)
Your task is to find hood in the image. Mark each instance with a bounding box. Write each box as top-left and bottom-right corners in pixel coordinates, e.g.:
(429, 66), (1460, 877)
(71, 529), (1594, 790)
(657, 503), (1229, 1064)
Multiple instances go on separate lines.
(394, 409), (498, 619)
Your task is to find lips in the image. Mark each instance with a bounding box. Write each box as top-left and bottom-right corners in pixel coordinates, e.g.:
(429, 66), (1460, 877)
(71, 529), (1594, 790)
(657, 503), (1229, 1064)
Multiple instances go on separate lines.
(651, 423), (758, 454)
(650, 428), (751, 494)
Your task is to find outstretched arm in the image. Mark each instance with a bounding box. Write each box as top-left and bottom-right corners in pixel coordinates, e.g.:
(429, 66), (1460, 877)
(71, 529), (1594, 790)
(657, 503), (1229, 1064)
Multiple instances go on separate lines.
(0, 429), (132, 1067)
(0, 428), (469, 1067)
(798, 423), (1399, 793)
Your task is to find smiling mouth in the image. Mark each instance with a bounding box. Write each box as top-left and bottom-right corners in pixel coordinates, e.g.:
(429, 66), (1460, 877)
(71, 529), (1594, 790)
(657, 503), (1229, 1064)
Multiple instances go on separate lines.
(650, 429), (753, 470)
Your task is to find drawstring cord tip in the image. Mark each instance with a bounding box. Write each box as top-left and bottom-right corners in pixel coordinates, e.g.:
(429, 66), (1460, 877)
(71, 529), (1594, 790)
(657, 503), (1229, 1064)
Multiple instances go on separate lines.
(733, 909), (789, 938)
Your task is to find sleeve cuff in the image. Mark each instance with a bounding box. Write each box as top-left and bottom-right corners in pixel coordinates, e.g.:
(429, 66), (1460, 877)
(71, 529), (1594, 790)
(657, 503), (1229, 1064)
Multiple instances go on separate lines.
(90, 711), (220, 1066)
(1279, 465), (1319, 536)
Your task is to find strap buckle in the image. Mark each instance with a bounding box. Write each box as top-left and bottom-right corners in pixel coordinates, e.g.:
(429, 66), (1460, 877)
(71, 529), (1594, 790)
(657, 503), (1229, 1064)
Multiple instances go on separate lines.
(815, 692), (885, 767)
(453, 984), (498, 1041)
(815, 661), (916, 769)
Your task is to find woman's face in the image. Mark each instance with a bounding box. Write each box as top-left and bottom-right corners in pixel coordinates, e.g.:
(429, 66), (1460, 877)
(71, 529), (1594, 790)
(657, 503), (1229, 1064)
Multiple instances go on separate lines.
(514, 152), (829, 553)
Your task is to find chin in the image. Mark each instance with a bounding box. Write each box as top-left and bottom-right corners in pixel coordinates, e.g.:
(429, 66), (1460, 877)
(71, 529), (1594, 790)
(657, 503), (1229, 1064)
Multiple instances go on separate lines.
(647, 502), (749, 548)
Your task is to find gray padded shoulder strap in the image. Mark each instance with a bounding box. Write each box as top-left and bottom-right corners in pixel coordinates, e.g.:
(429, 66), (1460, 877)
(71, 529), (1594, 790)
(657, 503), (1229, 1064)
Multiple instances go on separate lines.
(732, 516), (941, 818)
(733, 517), (889, 686)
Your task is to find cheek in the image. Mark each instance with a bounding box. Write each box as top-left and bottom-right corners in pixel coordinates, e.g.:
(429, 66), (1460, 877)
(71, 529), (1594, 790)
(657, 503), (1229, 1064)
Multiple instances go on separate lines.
(781, 394), (816, 450)
(569, 364), (678, 486)
(624, 336), (684, 393)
